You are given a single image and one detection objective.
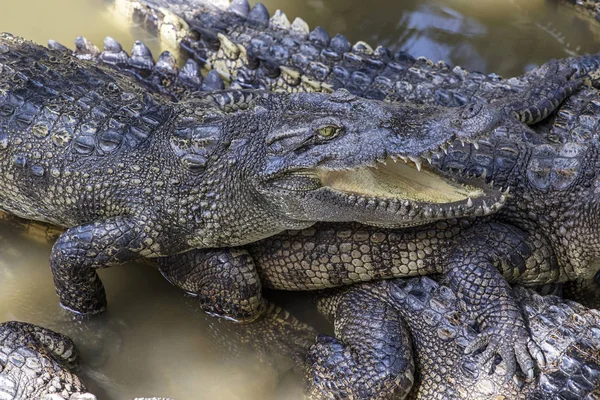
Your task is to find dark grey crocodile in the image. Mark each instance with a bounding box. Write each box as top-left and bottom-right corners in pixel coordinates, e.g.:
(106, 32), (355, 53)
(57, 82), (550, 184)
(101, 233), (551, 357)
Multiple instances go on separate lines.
(308, 277), (600, 399)
(0, 322), (174, 400)
(0, 321), (94, 400)
(20, 24), (600, 390)
(107, 0), (600, 106)
(93, 0), (600, 376)
(8, 26), (599, 386)
(0, 33), (521, 322)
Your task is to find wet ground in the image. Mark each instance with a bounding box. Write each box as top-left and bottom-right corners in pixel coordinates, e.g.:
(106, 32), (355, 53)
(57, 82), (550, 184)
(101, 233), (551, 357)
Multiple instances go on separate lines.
(0, 0), (598, 398)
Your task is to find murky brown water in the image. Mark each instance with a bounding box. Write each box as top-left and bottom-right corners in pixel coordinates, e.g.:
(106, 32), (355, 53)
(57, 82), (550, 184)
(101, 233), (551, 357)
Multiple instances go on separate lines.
(0, 0), (598, 399)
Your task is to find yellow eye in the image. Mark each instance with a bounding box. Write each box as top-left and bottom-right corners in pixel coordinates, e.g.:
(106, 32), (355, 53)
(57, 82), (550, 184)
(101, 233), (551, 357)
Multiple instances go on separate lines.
(317, 125), (341, 139)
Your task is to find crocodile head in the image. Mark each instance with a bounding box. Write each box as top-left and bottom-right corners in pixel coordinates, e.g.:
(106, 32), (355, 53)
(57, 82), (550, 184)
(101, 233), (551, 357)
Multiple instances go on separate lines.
(174, 89), (506, 244)
(246, 89), (505, 228)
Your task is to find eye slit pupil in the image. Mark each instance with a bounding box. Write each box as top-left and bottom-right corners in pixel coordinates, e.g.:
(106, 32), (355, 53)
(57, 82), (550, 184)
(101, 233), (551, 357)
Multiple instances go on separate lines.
(318, 125), (340, 138)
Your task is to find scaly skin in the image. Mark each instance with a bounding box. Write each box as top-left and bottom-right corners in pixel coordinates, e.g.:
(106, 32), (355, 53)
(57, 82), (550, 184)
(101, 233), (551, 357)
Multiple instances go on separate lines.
(90, 3), (600, 379)
(0, 33), (517, 321)
(36, 1), (600, 395)
(108, 0), (600, 107)
(0, 322), (173, 400)
(0, 321), (93, 400)
(311, 277), (600, 399)
(11, 33), (600, 384)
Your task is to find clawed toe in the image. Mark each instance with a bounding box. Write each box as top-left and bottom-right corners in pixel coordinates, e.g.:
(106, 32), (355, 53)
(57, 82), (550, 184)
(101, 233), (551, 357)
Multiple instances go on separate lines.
(464, 328), (540, 382)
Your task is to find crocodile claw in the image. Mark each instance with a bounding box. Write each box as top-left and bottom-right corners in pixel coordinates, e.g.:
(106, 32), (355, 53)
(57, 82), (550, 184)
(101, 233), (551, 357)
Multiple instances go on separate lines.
(464, 322), (541, 382)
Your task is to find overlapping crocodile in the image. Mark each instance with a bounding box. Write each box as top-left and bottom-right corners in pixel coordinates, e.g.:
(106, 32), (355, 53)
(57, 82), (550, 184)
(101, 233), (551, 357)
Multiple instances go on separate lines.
(75, 0), (600, 367)
(106, 0), (600, 106)
(0, 35), (599, 399)
(0, 33), (517, 322)
(0, 320), (174, 399)
(0, 0), (596, 396)
(101, 0), (600, 373)
(2, 275), (598, 400)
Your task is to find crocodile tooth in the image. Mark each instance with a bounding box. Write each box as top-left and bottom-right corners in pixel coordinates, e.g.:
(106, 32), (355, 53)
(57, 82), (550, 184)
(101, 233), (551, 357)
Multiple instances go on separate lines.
(466, 198), (473, 208)
(47, 40), (69, 52)
(410, 156), (422, 171)
(399, 155), (408, 163)
(74, 36), (100, 60)
(460, 140), (465, 147)
(228, 0), (250, 18)
(290, 18), (310, 38)
(269, 10), (291, 30)
(504, 186), (511, 194)
(481, 170), (487, 179)
(472, 141), (480, 150)
(248, 3), (270, 27)
(424, 154), (432, 164)
(441, 144), (448, 154)
(309, 26), (330, 47)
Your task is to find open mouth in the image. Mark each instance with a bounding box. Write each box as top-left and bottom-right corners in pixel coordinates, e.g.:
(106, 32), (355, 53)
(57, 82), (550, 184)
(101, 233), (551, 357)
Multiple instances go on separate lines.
(280, 140), (508, 225)
(319, 155), (485, 205)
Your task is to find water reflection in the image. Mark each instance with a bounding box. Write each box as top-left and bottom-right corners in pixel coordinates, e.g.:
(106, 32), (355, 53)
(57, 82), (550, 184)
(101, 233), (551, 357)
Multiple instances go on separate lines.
(253, 0), (600, 76)
(0, 224), (307, 399)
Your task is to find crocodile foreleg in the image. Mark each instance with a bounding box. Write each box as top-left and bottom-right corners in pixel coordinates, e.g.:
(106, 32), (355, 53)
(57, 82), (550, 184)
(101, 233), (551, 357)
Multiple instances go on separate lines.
(307, 280), (415, 400)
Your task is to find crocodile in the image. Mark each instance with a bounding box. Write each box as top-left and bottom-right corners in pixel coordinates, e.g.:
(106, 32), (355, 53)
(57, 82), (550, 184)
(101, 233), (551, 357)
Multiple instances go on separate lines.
(10, 26), (600, 388)
(98, 0), (600, 367)
(2, 275), (598, 400)
(308, 277), (600, 399)
(106, 0), (600, 106)
(0, 33), (523, 322)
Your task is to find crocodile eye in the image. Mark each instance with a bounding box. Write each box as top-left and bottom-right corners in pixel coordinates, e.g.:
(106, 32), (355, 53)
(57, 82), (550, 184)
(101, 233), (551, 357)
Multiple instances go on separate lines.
(461, 102), (483, 119)
(316, 125), (343, 139)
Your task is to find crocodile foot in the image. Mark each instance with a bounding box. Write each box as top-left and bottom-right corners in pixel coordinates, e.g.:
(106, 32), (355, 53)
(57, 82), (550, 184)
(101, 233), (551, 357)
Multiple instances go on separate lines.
(463, 314), (545, 382)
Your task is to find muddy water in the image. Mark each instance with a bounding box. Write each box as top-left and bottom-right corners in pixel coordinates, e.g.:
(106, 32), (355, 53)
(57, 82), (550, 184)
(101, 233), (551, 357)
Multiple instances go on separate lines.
(0, 0), (598, 399)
